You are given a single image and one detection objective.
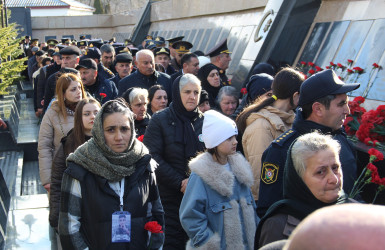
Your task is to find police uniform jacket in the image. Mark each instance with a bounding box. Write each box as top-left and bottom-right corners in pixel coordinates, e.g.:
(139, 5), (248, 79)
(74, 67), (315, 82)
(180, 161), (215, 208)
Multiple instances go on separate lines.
(257, 110), (357, 218)
(118, 70), (172, 103)
(170, 58), (181, 72)
(218, 68), (230, 86)
(109, 74), (121, 89)
(98, 63), (115, 80)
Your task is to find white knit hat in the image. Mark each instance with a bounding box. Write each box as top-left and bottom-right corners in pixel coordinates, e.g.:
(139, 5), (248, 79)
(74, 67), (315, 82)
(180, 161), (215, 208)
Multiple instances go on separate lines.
(202, 110), (238, 149)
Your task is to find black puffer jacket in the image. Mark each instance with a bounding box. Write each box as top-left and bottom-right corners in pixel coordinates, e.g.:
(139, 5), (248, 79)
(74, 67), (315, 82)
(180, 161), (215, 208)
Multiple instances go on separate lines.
(143, 106), (204, 249)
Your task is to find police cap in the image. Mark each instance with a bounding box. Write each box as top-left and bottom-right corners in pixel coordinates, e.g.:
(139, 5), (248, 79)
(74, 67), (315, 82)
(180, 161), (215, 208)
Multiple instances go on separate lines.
(166, 36), (184, 46)
(205, 38), (232, 57)
(77, 40), (88, 47)
(154, 47), (170, 57)
(82, 47), (101, 60)
(298, 69), (360, 106)
(47, 39), (58, 46)
(172, 41), (193, 54)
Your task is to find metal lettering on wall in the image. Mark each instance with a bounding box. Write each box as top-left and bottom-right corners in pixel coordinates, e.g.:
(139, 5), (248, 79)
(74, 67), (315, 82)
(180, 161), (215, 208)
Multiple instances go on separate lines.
(254, 9), (274, 42)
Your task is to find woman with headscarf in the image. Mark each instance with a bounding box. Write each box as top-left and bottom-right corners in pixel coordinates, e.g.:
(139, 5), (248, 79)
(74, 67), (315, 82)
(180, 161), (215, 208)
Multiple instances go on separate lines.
(255, 132), (351, 248)
(59, 100), (164, 249)
(143, 74), (205, 249)
(38, 73), (86, 193)
(236, 67), (304, 201)
(198, 63), (222, 109)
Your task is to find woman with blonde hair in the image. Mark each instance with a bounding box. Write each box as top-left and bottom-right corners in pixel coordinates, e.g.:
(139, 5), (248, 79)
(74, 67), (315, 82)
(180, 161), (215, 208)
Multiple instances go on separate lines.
(38, 73), (86, 192)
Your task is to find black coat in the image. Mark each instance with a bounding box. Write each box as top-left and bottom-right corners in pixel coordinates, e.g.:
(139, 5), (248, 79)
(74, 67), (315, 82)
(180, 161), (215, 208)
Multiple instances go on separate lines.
(62, 155), (164, 250)
(143, 107), (204, 249)
(118, 70), (172, 103)
(257, 110), (357, 218)
(37, 63), (60, 109)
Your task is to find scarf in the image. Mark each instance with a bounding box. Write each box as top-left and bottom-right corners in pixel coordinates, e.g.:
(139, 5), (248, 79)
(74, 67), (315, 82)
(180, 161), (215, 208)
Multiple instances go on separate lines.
(171, 76), (205, 159)
(197, 63), (222, 108)
(255, 139), (348, 246)
(67, 100), (149, 181)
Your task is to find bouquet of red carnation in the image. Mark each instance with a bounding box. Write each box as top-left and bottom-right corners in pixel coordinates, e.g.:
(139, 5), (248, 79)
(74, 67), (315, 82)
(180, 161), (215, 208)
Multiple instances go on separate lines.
(349, 148), (385, 203)
(356, 105), (385, 143)
(343, 96), (366, 136)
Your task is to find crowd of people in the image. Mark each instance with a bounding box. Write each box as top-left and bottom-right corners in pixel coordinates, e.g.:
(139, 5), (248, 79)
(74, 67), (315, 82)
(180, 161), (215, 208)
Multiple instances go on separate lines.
(16, 33), (384, 249)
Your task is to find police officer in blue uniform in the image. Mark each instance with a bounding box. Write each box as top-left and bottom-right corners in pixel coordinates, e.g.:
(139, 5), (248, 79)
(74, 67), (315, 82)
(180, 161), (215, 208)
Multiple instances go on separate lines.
(257, 69), (360, 218)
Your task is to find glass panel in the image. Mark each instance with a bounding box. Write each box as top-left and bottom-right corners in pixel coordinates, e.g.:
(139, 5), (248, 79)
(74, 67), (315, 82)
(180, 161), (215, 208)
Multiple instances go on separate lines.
(333, 20), (373, 65)
(177, 30), (184, 36)
(205, 27), (222, 54)
(228, 26), (254, 75)
(165, 31), (172, 39)
(315, 21), (350, 68)
(183, 30), (190, 40)
(187, 29), (197, 43)
(197, 28), (213, 52)
(227, 26), (242, 53)
(192, 29), (204, 49)
(171, 30), (179, 38)
(349, 19), (385, 99)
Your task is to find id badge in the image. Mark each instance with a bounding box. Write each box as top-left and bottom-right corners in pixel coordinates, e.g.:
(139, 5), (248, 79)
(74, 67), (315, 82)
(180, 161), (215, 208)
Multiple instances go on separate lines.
(112, 211), (131, 243)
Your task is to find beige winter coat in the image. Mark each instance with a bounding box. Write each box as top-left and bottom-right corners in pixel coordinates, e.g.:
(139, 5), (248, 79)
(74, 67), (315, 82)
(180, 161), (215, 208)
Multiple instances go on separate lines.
(38, 102), (74, 186)
(243, 106), (295, 200)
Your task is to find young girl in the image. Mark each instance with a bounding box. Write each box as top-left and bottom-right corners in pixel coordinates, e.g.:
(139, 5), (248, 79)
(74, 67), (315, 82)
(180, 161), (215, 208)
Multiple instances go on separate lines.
(179, 110), (257, 249)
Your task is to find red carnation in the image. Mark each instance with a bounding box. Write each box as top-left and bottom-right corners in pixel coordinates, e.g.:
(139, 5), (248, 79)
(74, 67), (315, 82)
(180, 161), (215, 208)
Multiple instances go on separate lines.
(368, 148), (384, 162)
(330, 62), (336, 66)
(337, 63), (344, 68)
(347, 59), (353, 65)
(240, 88), (247, 95)
(308, 69), (315, 75)
(100, 93), (107, 98)
(144, 221), (163, 234)
(137, 135), (144, 142)
(308, 62), (315, 67)
(300, 61), (307, 66)
(367, 162), (378, 172)
(315, 66), (323, 72)
(326, 66), (331, 69)
(353, 66), (364, 74)
(347, 69), (353, 74)
(353, 96), (365, 104)
(373, 63), (380, 69)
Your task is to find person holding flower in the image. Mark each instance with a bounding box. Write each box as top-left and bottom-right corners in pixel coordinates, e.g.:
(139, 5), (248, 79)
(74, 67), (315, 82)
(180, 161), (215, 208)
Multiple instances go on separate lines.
(179, 110), (257, 249)
(256, 132), (352, 248)
(59, 100), (164, 249)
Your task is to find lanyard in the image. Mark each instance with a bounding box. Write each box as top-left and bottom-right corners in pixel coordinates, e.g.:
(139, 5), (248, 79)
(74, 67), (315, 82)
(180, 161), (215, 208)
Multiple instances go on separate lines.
(120, 178), (125, 211)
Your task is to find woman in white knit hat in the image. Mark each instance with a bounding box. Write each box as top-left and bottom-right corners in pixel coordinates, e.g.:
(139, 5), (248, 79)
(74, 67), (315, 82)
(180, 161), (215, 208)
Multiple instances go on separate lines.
(179, 110), (257, 250)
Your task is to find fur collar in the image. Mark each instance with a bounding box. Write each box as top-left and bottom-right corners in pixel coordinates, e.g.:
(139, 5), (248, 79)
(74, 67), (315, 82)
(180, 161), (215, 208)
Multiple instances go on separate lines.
(189, 152), (254, 197)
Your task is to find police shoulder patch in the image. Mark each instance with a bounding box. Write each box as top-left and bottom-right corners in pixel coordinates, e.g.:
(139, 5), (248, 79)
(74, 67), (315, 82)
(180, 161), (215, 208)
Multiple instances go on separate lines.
(261, 162), (279, 184)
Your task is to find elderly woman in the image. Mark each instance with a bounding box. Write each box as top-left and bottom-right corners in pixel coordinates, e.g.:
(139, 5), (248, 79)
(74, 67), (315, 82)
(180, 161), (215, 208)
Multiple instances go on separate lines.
(143, 74), (205, 249)
(255, 132), (350, 248)
(147, 84), (168, 116)
(122, 87), (151, 138)
(59, 100), (164, 249)
(216, 86), (239, 118)
(38, 73), (86, 192)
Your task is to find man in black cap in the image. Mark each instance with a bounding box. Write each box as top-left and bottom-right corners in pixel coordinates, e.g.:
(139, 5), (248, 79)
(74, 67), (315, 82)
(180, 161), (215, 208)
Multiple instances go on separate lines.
(170, 40), (192, 72)
(206, 38), (232, 85)
(170, 52), (199, 84)
(43, 46), (81, 111)
(26, 38), (39, 58)
(77, 58), (118, 104)
(100, 44), (116, 75)
(109, 53), (133, 89)
(118, 49), (172, 102)
(81, 47), (115, 80)
(154, 47), (176, 76)
(166, 36), (184, 60)
(77, 40), (88, 50)
(21, 35), (31, 54)
(27, 47), (40, 81)
(257, 69), (360, 218)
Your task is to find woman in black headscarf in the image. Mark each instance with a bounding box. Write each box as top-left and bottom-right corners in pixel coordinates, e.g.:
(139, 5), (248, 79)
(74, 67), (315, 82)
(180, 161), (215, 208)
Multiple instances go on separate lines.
(255, 132), (351, 248)
(143, 73), (205, 250)
(197, 63), (223, 109)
